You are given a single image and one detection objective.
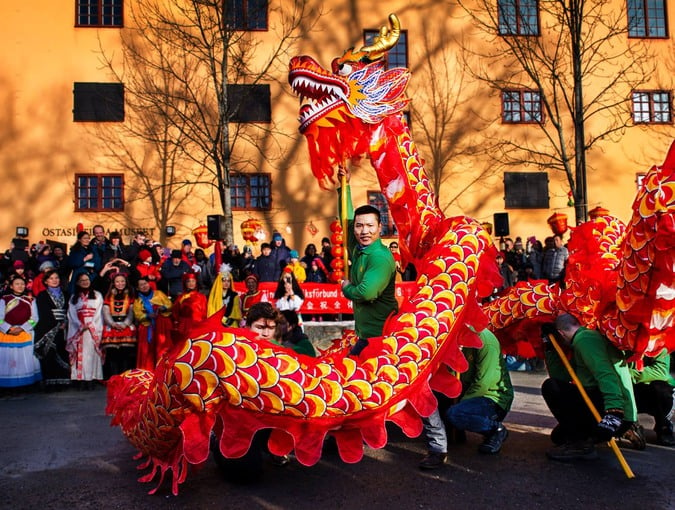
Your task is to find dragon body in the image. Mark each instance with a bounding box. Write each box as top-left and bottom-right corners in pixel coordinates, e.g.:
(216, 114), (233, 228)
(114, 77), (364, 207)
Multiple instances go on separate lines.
(107, 14), (674, 494)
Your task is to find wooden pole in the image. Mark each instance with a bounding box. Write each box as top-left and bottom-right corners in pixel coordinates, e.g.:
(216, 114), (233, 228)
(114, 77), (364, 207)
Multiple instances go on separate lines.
(547, 333), (635, 479)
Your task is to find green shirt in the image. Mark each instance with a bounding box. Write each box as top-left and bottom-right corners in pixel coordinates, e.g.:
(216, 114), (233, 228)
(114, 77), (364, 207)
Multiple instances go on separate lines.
(460, 329), (514, 413)
(338, 185), (398, 339)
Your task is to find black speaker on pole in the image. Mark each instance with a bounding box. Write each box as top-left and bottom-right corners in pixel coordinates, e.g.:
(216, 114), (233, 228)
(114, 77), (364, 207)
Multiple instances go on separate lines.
(493, 212), (510, 237)
(207, 214), (226, 240)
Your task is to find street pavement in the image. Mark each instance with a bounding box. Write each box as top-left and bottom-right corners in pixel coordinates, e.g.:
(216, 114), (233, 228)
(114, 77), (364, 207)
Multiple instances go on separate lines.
(0, 370), (673, 510)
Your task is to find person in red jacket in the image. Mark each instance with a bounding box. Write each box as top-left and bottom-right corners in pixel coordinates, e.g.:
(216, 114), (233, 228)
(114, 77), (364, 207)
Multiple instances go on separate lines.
(134, 249), (161, 290)
(172, 272), (207, 343)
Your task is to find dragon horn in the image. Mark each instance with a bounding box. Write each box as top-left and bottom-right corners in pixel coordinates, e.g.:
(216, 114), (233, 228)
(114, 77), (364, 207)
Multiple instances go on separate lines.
(358, 13), (401, 61)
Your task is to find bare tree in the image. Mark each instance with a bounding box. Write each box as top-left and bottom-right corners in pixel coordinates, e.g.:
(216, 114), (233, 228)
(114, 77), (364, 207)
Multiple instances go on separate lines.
(98, 0), (316, 245)
(458, 0), (655, 223)
(408, 19), (501, 214)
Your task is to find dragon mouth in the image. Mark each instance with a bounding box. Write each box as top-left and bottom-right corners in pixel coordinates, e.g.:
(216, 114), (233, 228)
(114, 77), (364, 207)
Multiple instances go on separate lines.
(289, 56), (350, 132)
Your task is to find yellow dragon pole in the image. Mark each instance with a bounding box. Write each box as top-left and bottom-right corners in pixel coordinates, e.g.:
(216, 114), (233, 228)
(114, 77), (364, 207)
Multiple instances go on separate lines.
(340, 168), (349, 280)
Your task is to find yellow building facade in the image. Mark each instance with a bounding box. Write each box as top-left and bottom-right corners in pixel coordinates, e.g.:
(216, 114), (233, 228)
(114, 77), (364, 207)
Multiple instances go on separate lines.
(1, 0), (673, 253)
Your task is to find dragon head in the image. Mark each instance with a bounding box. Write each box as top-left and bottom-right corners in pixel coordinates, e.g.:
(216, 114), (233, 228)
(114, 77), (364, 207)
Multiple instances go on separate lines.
(288, 14), (411, 187)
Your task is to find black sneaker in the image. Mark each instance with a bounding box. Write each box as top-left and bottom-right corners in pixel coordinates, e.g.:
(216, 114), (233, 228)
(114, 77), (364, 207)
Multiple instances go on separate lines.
(419, 451), (447, 470)
(546, 439), (598, 462)
(478, 425), (508, 454)
(270, 454), (290, 466)
(656, 422), (675, 447)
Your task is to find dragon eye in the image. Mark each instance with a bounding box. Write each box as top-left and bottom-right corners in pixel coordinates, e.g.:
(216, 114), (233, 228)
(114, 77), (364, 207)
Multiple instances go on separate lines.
(337, 63), (352, 76)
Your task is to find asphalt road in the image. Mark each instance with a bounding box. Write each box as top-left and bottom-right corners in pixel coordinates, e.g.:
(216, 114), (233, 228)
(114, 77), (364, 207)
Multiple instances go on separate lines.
(1, 371), (673, 510)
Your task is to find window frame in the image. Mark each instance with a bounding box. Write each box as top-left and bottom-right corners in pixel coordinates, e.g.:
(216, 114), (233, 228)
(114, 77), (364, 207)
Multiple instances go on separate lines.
(75, 173), (125, 212)
(224, 0), (268, 31)
(498, 0), (541, 36)
(230, 172), (272, 211)
(366, 190), (398, 237)
(631, 90), (673, 124)
(627, 0), (668, 38)
(501, 89), (544, 124)
(363, 29), (409, 69)
(75, 0), (124, 28)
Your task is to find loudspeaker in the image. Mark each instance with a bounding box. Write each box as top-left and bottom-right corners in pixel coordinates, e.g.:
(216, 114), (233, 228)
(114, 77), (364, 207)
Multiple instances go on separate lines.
(493, 213), (510, 237)
(207, 214), (226, 240)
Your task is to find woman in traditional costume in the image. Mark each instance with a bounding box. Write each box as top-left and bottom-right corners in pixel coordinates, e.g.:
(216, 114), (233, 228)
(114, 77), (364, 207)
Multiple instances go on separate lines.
(34, 270), (70, 389)
(101, 273), (137, 378)
(207, 264), (243, 327)
(0, 274), (42, 389)
(240, 273), (264, 327)
(172, 272), (207, 343)
(66, 272), (104, 388)
(133, 277), (173, 371)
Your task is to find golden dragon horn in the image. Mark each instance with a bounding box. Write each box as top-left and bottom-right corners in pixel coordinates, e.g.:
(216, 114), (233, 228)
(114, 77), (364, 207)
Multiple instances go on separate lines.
(358, 13), (401, 61)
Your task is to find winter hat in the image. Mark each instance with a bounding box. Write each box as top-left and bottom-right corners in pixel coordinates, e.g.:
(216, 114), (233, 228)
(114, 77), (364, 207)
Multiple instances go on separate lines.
(289, 250), (299, 259)
(139, 249), (153, 262)
(171, 249), (183, 259)
(272, 232), (283, 242)
(321, 237), (331, 245)
(514, 240), (524, 251)
(13, 260), (25, 269)
(38, 260), (55, 272)
(182, 239), (192, 246)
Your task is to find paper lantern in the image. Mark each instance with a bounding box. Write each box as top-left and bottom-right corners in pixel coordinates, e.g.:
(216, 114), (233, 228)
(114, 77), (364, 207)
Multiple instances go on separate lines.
(589, 206), (610, 220)
(332, 245), (344, 258)
(329, 219), (342, 233)
(331, 232), (343, 245)
(547, 212), (568, 236)
(192, 225), (213, 249)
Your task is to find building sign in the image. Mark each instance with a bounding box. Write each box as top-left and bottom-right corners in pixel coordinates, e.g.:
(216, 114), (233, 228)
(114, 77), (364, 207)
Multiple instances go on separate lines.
(40, 226), (157, 239)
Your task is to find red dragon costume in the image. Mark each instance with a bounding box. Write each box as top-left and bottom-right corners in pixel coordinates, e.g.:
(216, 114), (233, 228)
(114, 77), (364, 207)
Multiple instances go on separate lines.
(107, 14), (674, 494)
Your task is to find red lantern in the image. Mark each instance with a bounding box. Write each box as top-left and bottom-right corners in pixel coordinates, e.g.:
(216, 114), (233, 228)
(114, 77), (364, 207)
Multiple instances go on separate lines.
(241, 218), (263, 243)
(331, 232), (343, 245)
(192, 225), (213, 249)
(589, 206), (610, 220)
(547, 212), (569, 236)
(331, 258), (344, 270)
(332, 245), (344, 258)
(330, 270), (344, 283)
(330, 220), (342, 233)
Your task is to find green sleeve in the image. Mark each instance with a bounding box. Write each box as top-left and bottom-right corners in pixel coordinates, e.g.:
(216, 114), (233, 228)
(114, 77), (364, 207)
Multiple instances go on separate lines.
(631, 349), (671, 384)
(544, 346), (572, 382)
(462, 331), (502, 401)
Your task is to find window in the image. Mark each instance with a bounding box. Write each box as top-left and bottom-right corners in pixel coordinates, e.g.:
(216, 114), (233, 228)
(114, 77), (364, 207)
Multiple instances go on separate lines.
(628, 0), (668, 38)
(227, 84), (271, 122)
(367, 191), (398, 237)
(502, 89), (543, 123)
(363, 30), (408, 68)
(504, 172), (549, 208)
(73, 83), (124, 122)
(75, 174), (124, 211)
(76, 0), (123, 27)
(231, 173), (271, 210)
(225, 0), (268, 30)
(498, 0), (540, 35)
(632, 91), (672, 123)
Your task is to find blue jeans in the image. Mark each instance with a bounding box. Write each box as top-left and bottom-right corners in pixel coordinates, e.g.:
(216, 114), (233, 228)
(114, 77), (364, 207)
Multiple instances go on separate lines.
(423, 397), (506, 453)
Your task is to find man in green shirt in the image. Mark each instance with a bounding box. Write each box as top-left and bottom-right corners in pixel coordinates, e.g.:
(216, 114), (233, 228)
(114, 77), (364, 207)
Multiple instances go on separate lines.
(542, 313), (638, 461)
(419, 328), (514, 469)
(337, 167), (397, 356)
